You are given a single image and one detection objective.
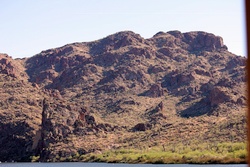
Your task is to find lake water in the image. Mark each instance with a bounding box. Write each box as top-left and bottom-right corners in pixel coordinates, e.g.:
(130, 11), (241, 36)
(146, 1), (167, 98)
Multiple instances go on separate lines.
(0, 163), (247, 167)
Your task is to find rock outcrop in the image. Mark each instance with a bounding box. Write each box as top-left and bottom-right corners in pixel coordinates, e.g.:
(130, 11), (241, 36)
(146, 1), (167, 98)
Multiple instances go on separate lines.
(0, 54), (27, 79)
(142, 84), (164, 97)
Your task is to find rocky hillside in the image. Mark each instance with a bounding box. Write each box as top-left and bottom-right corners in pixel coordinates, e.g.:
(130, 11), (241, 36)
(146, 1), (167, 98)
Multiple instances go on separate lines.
(0, 31), (247, 162)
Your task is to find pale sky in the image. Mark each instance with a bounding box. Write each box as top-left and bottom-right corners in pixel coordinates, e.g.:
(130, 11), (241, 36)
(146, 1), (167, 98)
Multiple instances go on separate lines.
(0, 0), (246, 58)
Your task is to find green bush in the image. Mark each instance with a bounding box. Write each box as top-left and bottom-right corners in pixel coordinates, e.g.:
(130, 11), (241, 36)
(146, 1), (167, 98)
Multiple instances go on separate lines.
(77, 142), (246, 164)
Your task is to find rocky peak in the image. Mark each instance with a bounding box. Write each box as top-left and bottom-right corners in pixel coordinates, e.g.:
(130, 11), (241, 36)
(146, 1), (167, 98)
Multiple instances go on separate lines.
(0, 53), (27, 78)
(183, 31), (227, 51)
(152, 31), (227, 52)
(90, 31), (147, 55)
(110, 31), (142, 40)
(167, 30), (183, 38)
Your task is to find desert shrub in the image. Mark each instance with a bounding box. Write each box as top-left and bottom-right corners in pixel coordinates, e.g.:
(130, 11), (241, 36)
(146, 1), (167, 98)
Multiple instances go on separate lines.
(30, 155), (40, 162)
(234, 149), (247, 159)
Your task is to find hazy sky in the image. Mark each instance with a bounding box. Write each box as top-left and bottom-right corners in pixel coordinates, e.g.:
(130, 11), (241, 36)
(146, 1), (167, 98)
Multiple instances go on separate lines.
(0, 0), (246, 58)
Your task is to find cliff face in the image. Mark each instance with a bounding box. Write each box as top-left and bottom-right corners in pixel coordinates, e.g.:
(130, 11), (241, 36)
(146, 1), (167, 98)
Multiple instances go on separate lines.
(0, 31), (247, 162)
(0, 54), (45, 161)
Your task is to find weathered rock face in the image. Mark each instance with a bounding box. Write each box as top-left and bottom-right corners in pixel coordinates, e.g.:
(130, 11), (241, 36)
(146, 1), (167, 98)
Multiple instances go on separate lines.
(0, 54), (27, 79)
(143, 84), (164, 97)
(0, 58), (46, 161)
(132, 123), (151, 132)
(182, 31), (226, 51)
(0, 30), (247, 162)
(74, 107), (96, 128)
(147, 101), (167, 122)
(37, 98), (76, 160)
(208, 87), (232, 107)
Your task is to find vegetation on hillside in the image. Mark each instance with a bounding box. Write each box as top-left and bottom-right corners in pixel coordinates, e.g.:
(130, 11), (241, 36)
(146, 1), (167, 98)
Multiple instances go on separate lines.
(30, 142), (246, 164)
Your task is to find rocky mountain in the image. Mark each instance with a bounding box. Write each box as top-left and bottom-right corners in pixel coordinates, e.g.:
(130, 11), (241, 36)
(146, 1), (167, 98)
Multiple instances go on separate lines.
(0, 30), (247, 162)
